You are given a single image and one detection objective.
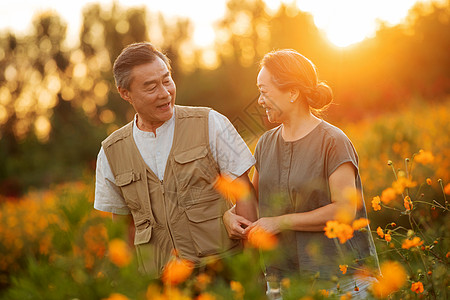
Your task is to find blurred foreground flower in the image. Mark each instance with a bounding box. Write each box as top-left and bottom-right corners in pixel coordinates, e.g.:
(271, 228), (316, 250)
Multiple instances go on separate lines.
(414, 150), (434, 164)
(103, 293), (130, 300)
(247, 226), (278, 250)
(324, 221), (354, 244)
(108, 238), (132, 267)
(411, 281), (424, 294)
(371, 261), (406, 298)
(214, 174), (250, 203)
(230, 281), (244, 299)
(380, 187), (396, 204)
(161, 252), (194, 286)
(351, 218), (369, 230)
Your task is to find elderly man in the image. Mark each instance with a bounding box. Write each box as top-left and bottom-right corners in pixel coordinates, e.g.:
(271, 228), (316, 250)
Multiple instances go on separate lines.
(94, 42), (257, 277)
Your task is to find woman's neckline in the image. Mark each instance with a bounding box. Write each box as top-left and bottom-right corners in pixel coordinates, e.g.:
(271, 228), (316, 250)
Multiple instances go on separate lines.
(279, 120), (323, 143)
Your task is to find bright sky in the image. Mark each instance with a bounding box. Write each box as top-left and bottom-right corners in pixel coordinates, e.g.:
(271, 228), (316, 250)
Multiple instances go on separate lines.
(0, 0), (439, 48)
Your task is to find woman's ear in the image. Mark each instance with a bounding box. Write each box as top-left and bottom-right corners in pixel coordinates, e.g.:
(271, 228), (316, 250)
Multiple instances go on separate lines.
(290, 88), (300, 103)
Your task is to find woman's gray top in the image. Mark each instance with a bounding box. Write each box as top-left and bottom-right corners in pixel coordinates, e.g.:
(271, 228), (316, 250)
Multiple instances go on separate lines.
(254, 121), (379, 280)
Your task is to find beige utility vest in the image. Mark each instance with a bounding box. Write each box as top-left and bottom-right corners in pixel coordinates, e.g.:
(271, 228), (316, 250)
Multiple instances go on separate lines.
(102, 105), (241, 277)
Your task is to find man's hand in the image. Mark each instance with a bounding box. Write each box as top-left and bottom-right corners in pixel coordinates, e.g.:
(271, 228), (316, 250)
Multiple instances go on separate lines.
(223, 206), (252, 239)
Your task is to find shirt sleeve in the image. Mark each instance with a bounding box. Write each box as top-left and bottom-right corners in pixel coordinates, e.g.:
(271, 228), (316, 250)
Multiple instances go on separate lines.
(94, 147), (131, 215)
(208, 110), (256, 180)
(326, 129), (359, 178)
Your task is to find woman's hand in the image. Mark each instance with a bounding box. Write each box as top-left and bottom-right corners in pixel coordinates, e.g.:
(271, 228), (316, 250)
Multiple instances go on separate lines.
(223, 206), (253, 239)
(243, 216), (284, 236)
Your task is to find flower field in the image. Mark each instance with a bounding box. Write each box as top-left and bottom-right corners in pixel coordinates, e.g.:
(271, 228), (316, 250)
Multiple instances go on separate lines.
(0, 101), (449, 299)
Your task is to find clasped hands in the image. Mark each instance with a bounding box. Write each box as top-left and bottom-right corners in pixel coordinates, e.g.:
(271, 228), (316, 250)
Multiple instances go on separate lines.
(222, 206), (282, 239)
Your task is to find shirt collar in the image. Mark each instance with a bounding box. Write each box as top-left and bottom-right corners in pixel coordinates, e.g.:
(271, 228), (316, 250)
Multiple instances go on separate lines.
(133, 106), (176, 137)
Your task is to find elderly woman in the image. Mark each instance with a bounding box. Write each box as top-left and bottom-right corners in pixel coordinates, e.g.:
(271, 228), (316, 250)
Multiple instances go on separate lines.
(236, 49), (379, 299)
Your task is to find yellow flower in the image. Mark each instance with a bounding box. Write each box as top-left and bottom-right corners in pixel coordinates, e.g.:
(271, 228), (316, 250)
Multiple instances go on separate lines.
(214, 174), (250, 203)
(381, 188), (396, 204)
(339, 264), (348, 275)
(376, 227), (384, 238)
(401, 237), (424, 249)
(411, 281), (424, 294)
(247, 226), (278, 250)
(161, 255), (194, 286)
(414, 150), (434, 164)
(371, 261), (406, 298)
(352, 218), (370, 230)
(426, 178), (432, 185)
(371, 196), (381, 211)
(108, 239), (132, 267)
(403, 196), (413, 211)
(384, 233), (391, 242)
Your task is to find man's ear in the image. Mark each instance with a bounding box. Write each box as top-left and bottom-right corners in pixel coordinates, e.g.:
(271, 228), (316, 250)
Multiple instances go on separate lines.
(118, 86), (132, 103)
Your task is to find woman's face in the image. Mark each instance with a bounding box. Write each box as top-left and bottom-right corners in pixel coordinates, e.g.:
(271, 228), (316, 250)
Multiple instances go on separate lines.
(257, 66), (292, 124)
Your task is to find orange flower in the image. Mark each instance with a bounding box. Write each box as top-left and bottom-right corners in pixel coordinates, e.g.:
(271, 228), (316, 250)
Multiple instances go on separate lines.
(384, 233), (391, 242)
(352, 218), (369, 230)
(392, 176), (417, 194)
(371, 196), (381, 211)
(381, 188), (396, 204)
(411, 281), (424, 294)
(247, 226), (278, 250)
(197, 292), (217, 300)
(195, 273), (212, 290)
(318, 289), (330, 297)
(371, 261), (406, 298)
(390, 222), (396, 227)
(340, 292), (352, 300)
(426, 178), (432, 185)
(403, 196), (413, 211)
(230, 281), (244, 299)
(324, 220), (340, 239)
(414, 150), (434, 164)
(214, 174), (250, 203)
(161, 255), (194, 285)
(102, 293), (130, 300)
(446, 252), (450, 258)
(376, 227), (384, 238)
(324, 221), (354, 244)
(444, 183), (450, 195)
(339, 264), (348, 274)
(401, 237), (424, 249)
(108, 239), (132, 267)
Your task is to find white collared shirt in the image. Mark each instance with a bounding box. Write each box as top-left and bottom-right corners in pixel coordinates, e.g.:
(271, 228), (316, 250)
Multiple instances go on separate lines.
(94, 107), (255, 215)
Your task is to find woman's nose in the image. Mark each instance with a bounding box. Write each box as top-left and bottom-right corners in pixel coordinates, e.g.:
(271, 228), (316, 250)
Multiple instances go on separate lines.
(257, 94), (264, 105)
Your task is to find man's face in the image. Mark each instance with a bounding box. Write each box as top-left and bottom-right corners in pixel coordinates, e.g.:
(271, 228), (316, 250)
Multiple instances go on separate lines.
(119, 57), (176, 130)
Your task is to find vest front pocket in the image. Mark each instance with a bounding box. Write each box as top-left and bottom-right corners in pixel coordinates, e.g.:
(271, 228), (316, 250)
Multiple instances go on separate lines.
(172, 146), (218, 189)
(184, 197), (237, 257)
(115, 171), (142, 211)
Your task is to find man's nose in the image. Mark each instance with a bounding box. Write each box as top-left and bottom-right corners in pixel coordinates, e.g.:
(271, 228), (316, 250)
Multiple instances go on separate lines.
(157, 85), (170, 98)
(257, 95), (264, 105)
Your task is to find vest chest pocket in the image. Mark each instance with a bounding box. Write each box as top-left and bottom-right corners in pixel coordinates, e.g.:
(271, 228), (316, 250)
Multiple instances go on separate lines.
(184, 197), (238, 257)
(173, 146), (218, 189)
(115, 171), (142, 211)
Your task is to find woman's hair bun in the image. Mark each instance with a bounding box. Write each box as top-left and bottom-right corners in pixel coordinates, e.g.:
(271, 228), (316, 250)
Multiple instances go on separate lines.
(307, 81), (333, 110)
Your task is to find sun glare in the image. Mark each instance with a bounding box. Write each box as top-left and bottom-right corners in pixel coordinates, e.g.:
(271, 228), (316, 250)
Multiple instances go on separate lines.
(295, 0), (426, 47)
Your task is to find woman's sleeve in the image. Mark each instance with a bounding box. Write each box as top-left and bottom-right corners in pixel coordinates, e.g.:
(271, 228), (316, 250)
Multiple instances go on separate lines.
(326, 130), (359, 178)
